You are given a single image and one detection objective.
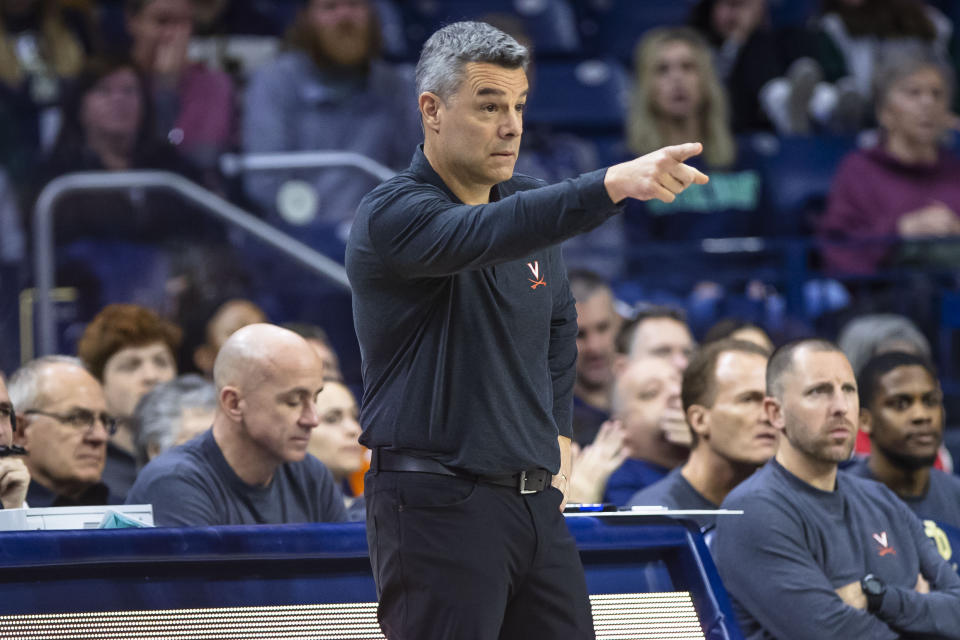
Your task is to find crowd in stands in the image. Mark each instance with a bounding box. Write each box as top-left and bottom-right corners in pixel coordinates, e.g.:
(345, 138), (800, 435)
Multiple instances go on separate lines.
(0, 0), (959, 634)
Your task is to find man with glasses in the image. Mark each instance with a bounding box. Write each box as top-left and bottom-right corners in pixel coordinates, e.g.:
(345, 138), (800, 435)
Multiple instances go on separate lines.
(0, 375), (30, 509)
(8, 356), (117, 506)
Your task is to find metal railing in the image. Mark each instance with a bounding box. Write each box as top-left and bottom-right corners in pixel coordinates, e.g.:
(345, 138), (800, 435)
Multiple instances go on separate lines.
(219, 150), (397, 182)
(32, 170), (352, 356)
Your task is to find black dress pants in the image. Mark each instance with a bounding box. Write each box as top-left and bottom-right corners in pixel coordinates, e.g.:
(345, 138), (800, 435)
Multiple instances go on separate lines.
(365, 470), (595, 640)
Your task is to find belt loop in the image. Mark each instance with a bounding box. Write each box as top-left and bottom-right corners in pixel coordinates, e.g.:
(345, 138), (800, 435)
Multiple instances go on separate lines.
(371, 448), (381, 475)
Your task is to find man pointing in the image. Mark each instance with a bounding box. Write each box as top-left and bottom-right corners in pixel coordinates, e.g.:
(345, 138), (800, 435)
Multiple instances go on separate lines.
(347, 20), (707, 640)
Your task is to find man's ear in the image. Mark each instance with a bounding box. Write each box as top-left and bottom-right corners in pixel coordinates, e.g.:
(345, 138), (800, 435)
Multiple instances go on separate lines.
(858, 408), (873, 436)
(419, 92), (443, 134)
(764, 397), (784, 432)
(686, 405), (708, 442)
(12, 414), (29, 447)
(220, 386), (243, 422)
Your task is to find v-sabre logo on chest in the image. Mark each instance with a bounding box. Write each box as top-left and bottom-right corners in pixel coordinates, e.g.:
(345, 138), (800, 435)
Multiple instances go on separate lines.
(526, 261), (546, 290)
(872, 531), (896, 556)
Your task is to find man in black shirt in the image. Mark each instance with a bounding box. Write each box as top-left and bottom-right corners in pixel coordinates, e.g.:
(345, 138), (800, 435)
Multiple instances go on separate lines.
(715, 339), (960, 639)
(627, 339), (774, 529)
(347, 20), (708, 640)
(846, 351), (960, 529)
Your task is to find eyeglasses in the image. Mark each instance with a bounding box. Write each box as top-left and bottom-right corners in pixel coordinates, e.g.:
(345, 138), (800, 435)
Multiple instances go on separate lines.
(22, 409), (118, 436)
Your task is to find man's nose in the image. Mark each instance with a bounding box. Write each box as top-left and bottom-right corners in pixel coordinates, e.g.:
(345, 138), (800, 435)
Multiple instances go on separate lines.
(301, 402), (320, 429)
(829, 390), (852, 416)
(501, 109), (522, 138)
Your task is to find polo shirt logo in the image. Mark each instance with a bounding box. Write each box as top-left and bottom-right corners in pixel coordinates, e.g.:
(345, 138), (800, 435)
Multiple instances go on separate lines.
(872, 531), (896, 556)
(526, 261), (546, 289)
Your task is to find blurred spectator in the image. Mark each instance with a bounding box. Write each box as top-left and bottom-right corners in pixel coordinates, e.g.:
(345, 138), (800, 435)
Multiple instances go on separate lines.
(688, 0), (786, 133)
(619, 305), (695, 373)
(838, 313), (932, 375)
(837, 312), (952, 472)
(29, 55), (209, 242)
(627, 339), (774, 528)
(182, 297), (267, 377)
(241, 0), (420, 239)
(133, 373), (215, 467)
(847, 351), (960, 529)
(702, 317), (773, 352)
(0, 373), (30, 509)
(77, 303), (181, 501)
(284, 322), (343, 382)
(126, 324), (347, 526)
(9, 355), (117, 506)
(603, 357), (688, 504)
(627, 28), (736, 175)
(24, 55), (229, 321)
(570, 270), (623, 447)
(310, 380), (365, 519)
(126, 0), (234, 175)
(0, 0), (86, 179)
(623, 27), (767, 290)
(808, 0), (953, 133)
(820, 50), (960, 274)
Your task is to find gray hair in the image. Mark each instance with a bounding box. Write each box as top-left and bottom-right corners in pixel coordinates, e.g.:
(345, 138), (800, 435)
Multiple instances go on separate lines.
(838, 313), (931, 376)
(874, 46), (955, 112)
(134, 374), (216, 467)
(415, 21), (529, 100)
(8, 355), (85, 410)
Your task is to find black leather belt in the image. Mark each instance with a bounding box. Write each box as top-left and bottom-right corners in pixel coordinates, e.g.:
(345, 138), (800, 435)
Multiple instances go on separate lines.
(371, 448), (552, 495)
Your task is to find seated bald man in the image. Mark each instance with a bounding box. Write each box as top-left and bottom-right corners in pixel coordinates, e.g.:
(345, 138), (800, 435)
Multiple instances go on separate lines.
(126, 324), (347, 526)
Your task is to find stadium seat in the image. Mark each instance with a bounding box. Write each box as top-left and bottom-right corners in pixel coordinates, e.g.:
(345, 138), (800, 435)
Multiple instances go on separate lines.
(740, 133), (857, 236)
(401, 0), (582, 58)
(768, 0), (818, 29)
(524, 58), (630, 133)
(575, 0), (696, 61)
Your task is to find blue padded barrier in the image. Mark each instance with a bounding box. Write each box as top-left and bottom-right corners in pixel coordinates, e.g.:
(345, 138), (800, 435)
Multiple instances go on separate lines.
(0, 516), (742, 639)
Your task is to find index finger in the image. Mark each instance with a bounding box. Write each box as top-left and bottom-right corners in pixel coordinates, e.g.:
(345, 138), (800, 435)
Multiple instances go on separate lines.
(664, 142), (704, 163)
(689, 166), (709, 185)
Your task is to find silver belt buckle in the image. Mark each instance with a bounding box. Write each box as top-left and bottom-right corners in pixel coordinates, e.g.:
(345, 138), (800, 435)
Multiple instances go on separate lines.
(519, 470), (537, 495)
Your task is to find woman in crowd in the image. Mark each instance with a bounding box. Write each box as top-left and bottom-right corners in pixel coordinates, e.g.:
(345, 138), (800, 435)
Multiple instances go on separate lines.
(29, 55), (234, 321)
(77, 303), (181, 502)
(126, 0), (234, 179)
(623, 27), (768, 296)
(820, 50), (960, 274)
(310, 380), (367, 521)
